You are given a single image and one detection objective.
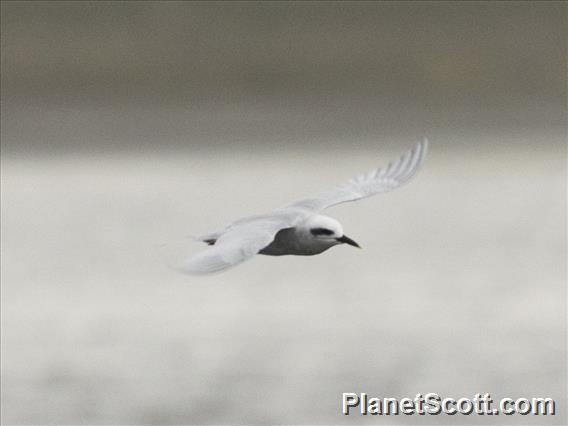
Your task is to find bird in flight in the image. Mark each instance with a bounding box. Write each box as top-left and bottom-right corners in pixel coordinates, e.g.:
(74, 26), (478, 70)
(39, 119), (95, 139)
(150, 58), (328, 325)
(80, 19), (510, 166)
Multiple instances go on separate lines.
(181, 139), (428, 274)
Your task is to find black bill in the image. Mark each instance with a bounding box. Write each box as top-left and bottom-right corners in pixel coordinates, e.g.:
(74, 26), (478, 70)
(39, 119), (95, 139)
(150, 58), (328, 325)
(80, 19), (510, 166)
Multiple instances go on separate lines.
(336, 235), (361, 248)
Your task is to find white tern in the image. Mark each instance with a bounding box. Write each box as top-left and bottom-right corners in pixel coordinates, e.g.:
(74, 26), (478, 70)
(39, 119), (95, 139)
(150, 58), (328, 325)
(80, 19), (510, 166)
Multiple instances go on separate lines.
(182, 139), (428, 274)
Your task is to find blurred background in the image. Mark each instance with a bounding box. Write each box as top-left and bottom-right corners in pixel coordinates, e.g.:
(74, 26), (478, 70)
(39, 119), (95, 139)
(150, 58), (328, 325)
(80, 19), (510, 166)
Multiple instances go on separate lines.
(1, 1), (566, 424)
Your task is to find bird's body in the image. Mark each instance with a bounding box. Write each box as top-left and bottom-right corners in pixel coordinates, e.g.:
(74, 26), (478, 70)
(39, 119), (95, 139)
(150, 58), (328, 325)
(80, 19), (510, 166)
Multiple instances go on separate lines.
(259, 226), (335, 256)
(259, 216), (346, 256)
(203, 213), (347, 256)
(181, 140), (428, 274)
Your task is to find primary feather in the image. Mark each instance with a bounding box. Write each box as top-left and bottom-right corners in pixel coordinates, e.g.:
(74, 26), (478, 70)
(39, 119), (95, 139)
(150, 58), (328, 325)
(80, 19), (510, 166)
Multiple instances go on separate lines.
(287, 139), (427, 211)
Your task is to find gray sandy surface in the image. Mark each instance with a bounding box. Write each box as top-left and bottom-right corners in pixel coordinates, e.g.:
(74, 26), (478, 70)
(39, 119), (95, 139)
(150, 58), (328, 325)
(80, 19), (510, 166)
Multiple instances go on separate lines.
(2, 139), (565, 424)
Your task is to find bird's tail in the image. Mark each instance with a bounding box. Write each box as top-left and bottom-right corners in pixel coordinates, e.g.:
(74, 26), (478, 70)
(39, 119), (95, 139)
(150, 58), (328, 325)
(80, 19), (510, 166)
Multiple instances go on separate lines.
(195, 232), (220, 245)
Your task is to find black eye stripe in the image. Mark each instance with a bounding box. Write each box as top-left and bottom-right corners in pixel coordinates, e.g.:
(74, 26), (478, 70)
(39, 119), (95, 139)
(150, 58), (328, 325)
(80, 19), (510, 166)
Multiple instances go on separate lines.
(310, 228), (334, 236)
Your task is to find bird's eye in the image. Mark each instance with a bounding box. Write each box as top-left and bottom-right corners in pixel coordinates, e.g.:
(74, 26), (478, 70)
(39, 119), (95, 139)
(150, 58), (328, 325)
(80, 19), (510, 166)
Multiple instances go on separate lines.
(310, 228), (334, 236)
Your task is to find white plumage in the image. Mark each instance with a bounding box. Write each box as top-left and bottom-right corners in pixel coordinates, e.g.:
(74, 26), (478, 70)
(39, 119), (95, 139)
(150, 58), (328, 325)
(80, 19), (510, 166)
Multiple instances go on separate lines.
(180, 139), (428, 274)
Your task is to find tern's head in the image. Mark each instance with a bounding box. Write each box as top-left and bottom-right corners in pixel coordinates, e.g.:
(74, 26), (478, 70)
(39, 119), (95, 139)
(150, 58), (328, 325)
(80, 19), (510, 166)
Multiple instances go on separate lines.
(306, 215), (360, 248)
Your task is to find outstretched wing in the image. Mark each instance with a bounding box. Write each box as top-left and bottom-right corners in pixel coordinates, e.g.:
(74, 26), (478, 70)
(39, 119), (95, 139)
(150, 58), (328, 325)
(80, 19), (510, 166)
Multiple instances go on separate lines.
(178, 216), (292, 275)
(287, 139), (428, 212)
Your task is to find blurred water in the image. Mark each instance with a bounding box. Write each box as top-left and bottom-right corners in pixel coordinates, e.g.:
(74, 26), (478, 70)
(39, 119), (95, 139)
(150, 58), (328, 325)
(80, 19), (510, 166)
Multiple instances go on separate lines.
(1, 140), (565, 424)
